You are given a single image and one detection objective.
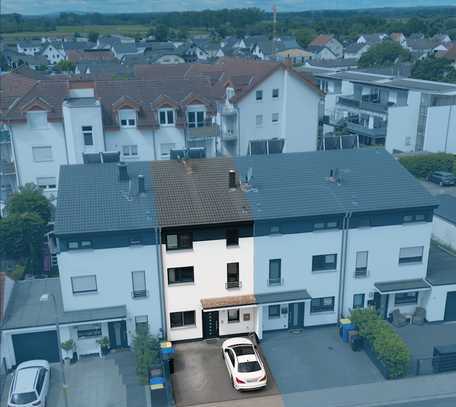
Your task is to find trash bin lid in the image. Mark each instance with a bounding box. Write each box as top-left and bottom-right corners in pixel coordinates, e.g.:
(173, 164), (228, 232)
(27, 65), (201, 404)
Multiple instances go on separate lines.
(339, 318), (351, 325)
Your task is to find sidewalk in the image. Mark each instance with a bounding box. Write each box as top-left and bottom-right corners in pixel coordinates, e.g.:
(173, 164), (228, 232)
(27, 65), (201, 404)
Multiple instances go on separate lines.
(282, 371), (456, 407)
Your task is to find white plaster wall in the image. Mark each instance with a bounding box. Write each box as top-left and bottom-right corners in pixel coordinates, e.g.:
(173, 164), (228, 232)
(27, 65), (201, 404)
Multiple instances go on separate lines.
(424, 105), (456, 154)
(262, 304), (289, 331)
(162, 237), (254, 341)
(105, 128), (157, 161)
(218, 307), (257, 336)
(433, 216), (456, 251)
(424, 285), (456, 322)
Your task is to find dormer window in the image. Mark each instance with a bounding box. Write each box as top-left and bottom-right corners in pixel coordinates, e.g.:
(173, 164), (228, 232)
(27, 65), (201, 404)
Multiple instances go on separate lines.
(187, 110), (205, 128)
(159, 108), (175, 126)
(119, 109), (137, 128)
(27, 111), (48, 130)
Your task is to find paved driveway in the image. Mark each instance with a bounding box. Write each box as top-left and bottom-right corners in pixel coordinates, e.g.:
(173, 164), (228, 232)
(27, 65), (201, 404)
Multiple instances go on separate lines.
(419, 180), (456, 198)
(172, 339), (280, 407)
(261, 326), (384, 395)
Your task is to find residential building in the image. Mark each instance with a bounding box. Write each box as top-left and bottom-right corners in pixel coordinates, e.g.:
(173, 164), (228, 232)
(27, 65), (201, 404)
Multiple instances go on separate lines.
(432, 195), (456, 251)
(308, 35), (344, 59)
(356, 33), (388, 46)
(390, 33), (407, 48)
(0, 59), (322, 197)
(344, 43), (370, 60)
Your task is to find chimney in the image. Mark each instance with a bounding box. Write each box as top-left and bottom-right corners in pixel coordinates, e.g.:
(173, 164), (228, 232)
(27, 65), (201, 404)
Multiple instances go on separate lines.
(138, 174), (145, 195)
(228, 170), (236, 189)
(118, 162), (129, 181)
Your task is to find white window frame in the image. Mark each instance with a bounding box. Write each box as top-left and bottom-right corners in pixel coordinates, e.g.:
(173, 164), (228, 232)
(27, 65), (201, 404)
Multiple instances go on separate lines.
(27, 111), (48, 130)
(71, 275), (97, 294)
(399, 246), (424, 264)
(132, 270), (147, 298)
(160, 143), (176, 158)
(119, 109), (137, 128)
(36, 177), (57, 191)
(187, 109), (206, 128)
(159, 108), (175, 126)
(82, 125), (93, 146)
(272, 88), (279, 99)
(32, 146), (53, 162)
(122, 145), (138, 158)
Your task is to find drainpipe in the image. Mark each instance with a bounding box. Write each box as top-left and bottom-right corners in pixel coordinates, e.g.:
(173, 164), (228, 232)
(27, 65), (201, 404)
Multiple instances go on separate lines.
(155, 226), (167, 340)
(337, 211), (351, 320)
(7, 122), (21, 189)
(236, 105), (241, 156)
(152, 126), (158, 161)
(444, 105), (453, 153)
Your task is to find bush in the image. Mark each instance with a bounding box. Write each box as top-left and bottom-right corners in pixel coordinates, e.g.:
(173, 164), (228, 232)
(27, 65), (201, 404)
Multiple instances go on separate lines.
(133, 330), (160, 384)
(399, 153), (456, 179)
(351, 309), (410, 379)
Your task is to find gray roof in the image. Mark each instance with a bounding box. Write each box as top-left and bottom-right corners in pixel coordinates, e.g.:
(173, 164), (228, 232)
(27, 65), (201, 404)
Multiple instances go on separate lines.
(306, 59), (358, 69)
(55, 162), (156, 235)
(374, 278), (431, 293)
(435, 195), (456, 225)
(344, 43), (369, 54)
(427, 244), (456, 286)
(366, 78), (456, 94)
(1, 278), (127, 330)
(255, 290), (311, 304)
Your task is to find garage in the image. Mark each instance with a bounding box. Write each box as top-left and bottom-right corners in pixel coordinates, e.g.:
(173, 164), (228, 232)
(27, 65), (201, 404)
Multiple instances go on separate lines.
(444, 292), (456, 321)
(12, 330), (60, 365)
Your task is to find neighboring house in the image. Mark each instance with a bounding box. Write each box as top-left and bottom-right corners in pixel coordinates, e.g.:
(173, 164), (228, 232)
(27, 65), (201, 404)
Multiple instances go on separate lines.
(308, 35), (343, 59)
(2, 49), (48, 70)
(16, 40), (43, 56)
(390, 32), (407, 48)
(344, 43), (370, 60)
(74, 61), (134, 78)
(432, 34), (452, 44)
(441, 46), (456, 67)
(306, 45), (338, 60)
(111, 43), (142, 60)
(67, 49), (115, 64)
(406, 38), (440, 59)
(40, 43), (66, 65)
(432, 195), (456, 251)
(357, 33), (387, 45)
(0, 58), (322, 197)
(178, 42), (209, 62)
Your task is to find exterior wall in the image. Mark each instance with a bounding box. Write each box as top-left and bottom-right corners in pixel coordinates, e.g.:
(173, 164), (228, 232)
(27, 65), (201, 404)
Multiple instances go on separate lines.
(162, 236), (254, 341)
(385, 91), (421, 153)
(423, 105), (456, 154)
(433, 216), (456, 251)
(218, 306), (257, 336)
(424, 284), (456, 322)
(57, 244), (162, 340)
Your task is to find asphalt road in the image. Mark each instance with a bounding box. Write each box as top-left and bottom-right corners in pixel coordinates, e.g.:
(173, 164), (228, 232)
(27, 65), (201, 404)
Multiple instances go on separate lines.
(419, 180), (456, 198)
(378, 396), (456, 406)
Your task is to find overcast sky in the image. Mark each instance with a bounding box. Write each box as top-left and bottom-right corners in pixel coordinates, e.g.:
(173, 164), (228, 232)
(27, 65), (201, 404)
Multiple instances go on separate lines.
(4, 0), (455, 15)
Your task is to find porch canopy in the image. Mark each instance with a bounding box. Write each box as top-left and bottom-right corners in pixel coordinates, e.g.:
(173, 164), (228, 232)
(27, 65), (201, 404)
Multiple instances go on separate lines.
(374, 278), (431, 295)
(255, 289), (311, 305)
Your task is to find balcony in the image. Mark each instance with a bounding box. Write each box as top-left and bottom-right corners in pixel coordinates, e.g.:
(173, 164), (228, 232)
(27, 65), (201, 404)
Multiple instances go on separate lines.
(187, 120), (218, 141)
(354, 268), (369, 279)
(346, 122), (387, 140)
(0, 160), (16, 176)
(338, 96), (391, 114)
(226, 281), (242, 289)
(221, 129), (237, 141)
(267, 278), (284, 287)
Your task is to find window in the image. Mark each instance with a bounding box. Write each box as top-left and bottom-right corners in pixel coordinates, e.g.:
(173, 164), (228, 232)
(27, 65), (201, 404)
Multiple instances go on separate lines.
(310, 297), (335, 313)
(159, 108), (175, 126)
(228, 309), (240, 323)
(272, 88), (279, 98)
(355, 251), (368, 277)
(399, 246), (424, 264)
(256, 114), (263, 127)
(395, 292), (418, 305)
(256, 90), (263, 101)
(166, 231), (193, 250)
(77, 324), (102, 339)
(135, 315), (149, 333)
(71, 275), (97, 294)
(36, 369), (46, 395)
(226, 263), (240, 289)
(27, 111), (48, 129)
(319, 80), (329, 93)
(119, 109), (136, 128)
(132, 270), (147, 297)
(403, 214), (426, 223)
(32, 146), (53, 162)
(37, 177), (56, 190)
(268, 259), (282, 286)
(270, 225), (280, 234)
(122, 145), (138, 158)
(268, 305), (281, 319)
(168, 266), (194, 285)
(187, 111), (205, 128)
(313, 221), (338, 231)
(353, 294), (365, 309)
(312, 254), (337, 272)
(160, 143), (176, 158)
(170, 311), (195, 328)
(272, 113), (279, 123)
(82, 126), (93, 146)
(226, 228), (239, 246)
(68, 241), (79, 250)
(80, 240), (92, 249)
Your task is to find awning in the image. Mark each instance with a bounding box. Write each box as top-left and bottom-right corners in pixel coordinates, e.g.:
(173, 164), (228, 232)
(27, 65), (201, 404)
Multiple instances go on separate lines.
(374, 278), (431, 294)
(255, 289), (311, 305)
(61, 305), (127, 326)
(201, 295), (256, 310)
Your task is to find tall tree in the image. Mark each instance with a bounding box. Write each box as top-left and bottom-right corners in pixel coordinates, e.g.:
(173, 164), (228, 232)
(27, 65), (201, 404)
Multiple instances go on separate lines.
(358, 41), (411, 68)
(411, 57), (456, 83)
(6, 183), (52, 224)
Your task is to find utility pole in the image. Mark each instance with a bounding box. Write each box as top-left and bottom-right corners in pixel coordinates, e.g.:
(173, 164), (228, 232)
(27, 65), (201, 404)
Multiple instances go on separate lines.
(272, 4), (277, 60)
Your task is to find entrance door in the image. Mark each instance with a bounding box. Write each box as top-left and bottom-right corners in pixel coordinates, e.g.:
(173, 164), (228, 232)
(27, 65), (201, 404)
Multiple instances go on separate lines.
(444, 292), (456, 321)
(108, 321), (128, 349)
(202, 311), (219, 339)
(288, 302), (305, 329)
(374, 293), (389, 319)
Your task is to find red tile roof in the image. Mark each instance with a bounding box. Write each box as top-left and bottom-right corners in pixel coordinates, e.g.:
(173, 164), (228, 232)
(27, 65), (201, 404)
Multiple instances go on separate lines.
(309, 35), (334, 47)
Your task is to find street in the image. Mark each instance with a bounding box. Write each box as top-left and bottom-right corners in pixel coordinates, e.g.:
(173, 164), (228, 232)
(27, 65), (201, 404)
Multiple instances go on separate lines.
(378, 396), (456, 406)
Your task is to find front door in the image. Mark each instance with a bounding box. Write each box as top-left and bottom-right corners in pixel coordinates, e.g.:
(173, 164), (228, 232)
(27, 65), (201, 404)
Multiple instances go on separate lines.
(444, 292), (456, 321)
(202, 311), (219, 339)
(374, 292), (389, 319)
(288, 302), (305, 329)
(108, 321), (128, 349)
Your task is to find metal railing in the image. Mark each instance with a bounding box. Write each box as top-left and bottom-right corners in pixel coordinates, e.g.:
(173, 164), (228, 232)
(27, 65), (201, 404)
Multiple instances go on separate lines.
(226, 281), (242, 289)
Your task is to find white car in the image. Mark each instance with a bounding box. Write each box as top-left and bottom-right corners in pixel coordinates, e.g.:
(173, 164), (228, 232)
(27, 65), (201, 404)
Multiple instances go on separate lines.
(222, 337), (267, 390)
(8, 360), (50, 407)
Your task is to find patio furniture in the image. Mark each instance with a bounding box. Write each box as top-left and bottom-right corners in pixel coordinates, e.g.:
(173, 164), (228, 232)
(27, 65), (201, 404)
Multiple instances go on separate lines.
(413, 306), (426, 325)
(391, 309), (409, 327)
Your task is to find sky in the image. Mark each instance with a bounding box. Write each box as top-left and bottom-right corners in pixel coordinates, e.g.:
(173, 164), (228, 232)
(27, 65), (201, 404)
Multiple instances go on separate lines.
(3, 0), (455, 15)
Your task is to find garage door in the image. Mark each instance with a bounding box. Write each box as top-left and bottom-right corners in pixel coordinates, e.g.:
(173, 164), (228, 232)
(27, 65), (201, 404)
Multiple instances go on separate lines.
(444, 292), (456, 321)
(12, 331), (60, 365)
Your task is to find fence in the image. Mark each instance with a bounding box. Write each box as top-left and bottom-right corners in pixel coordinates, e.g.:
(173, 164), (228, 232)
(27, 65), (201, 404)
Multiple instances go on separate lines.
(409, 353), (456, 377)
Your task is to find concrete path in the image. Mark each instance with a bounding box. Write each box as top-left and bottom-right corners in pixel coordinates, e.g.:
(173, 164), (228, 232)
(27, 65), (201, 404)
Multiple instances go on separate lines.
(192, 394), (284, 407)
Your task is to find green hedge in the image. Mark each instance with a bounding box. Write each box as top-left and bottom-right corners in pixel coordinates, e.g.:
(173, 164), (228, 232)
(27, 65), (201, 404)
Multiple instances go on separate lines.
(399, 153), (456, 179)
(351, 308), (410, 379)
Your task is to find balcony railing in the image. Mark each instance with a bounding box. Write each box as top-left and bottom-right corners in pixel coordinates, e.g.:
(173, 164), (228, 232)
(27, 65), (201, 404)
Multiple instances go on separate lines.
(132, 290), (149, 298)
(346, 122), (387, 139)
(222, 129), (237, 141)
(338, 96), (390, 114)
(0, 160), (16, 176)
(226, 281), (242, 289)
(267, 278), (284, 287)
(187, 119), (218, 140)
(354, 269), (369, 278)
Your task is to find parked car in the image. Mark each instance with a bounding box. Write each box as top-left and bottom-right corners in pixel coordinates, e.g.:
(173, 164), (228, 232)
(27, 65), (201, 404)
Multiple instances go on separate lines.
(8, 360), (50, 407)
(428, 171), (456, 186)
(222, 337), (267, 390)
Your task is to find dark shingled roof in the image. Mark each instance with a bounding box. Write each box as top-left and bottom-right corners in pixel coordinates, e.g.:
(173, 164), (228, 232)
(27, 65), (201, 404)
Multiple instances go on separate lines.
(427, 244), (456, 286)
(55, 162), (156, 235)
(435, 195), (456, 225)
(375, 278), (431, 293)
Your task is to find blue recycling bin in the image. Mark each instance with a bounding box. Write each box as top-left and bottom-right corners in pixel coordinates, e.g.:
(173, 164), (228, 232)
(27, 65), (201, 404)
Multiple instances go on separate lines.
(341, 323), (355, 343)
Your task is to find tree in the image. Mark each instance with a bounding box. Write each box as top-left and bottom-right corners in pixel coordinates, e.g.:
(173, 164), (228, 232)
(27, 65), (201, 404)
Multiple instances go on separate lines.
(133, 331), (160, 384)
(6, 183), (52, 224)
(411, 56), (456, 84)
(155, 24), (169, 42)
(88, 31), (99, 43)
(294, 27), (317, 48)
(54, 60), (75, 73)
(358, 41), (411, 68)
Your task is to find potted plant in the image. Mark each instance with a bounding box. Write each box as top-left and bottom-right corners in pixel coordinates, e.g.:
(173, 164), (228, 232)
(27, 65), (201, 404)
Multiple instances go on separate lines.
(61, 339), (75, 366)
(97, 336), (110, 356)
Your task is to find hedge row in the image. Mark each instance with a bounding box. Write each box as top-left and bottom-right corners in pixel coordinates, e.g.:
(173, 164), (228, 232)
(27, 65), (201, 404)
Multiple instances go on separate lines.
(351, 308), (410, 379)
(399, 153), (456, 179)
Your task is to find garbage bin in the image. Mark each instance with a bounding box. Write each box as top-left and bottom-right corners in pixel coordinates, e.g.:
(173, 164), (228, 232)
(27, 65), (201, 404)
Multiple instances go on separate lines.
(351, 336), (363, 352)
(341, 323), (355, 343)
(339, 318), (352, 339)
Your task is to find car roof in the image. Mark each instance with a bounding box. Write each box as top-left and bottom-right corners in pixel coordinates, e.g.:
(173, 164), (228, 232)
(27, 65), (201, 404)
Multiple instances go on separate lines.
(14, 367), (39, 393)
(435, 171), (453, 176)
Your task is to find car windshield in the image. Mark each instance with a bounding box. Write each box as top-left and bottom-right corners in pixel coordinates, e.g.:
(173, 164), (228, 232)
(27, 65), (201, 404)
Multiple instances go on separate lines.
(232, 345), (255, 356)
(238, 361), (262, 373)
(12, 392), (37, 404)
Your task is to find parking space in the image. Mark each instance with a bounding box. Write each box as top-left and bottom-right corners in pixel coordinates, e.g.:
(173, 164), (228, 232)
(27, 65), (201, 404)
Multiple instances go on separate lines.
(261, 326), (384, 395)
(419, 180), (456, 198)
(172, 339), (280, 407)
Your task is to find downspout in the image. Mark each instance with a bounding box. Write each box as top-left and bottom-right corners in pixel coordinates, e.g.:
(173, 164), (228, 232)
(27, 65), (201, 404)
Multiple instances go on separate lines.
(444, 105), (453, 153)
(7, 122), (21, 189)
(340, 211), (352, 318)
(337, 211), (351, 320)
(155, 226), (166, 340)
(152, 126), (158, 161)
(236, 105), (241, 156)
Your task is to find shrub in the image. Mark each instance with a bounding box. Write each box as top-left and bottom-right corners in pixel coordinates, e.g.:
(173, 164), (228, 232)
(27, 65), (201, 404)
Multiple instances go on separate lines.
(399, 153), (456, 179)
(133, 330), (160, 384)
(351, 308), (410, 379)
